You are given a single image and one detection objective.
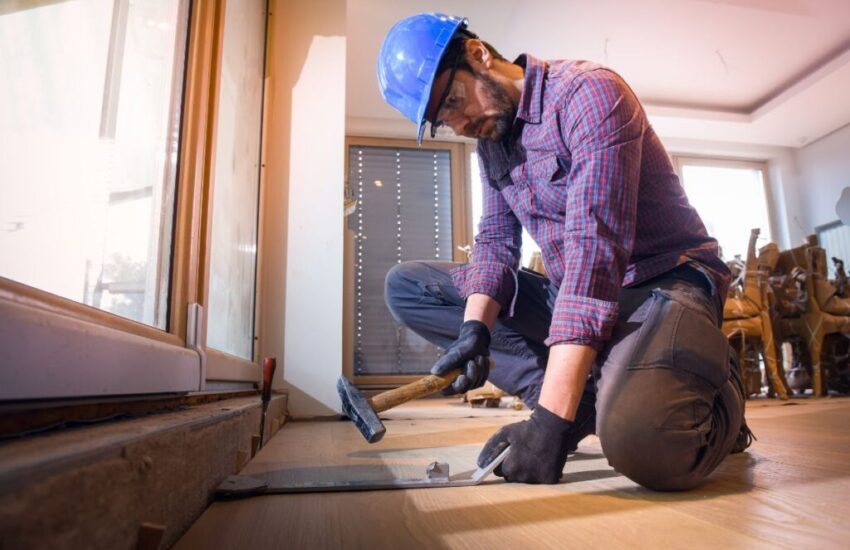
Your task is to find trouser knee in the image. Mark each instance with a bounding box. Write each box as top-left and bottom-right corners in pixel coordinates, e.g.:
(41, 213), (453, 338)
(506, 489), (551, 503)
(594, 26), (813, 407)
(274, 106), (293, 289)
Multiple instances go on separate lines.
(384, 260), (462, 329)
(598, 399), (706, 491)
(384, 261), (424, 323)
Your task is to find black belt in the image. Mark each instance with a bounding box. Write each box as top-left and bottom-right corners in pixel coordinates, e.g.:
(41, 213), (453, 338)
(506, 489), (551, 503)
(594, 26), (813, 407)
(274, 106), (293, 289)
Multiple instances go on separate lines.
(661, 263), (715, 296)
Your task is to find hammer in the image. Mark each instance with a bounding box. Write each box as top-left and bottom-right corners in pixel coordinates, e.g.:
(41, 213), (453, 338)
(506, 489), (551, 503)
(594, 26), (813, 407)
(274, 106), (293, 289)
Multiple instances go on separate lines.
(337, 371), (463, 443)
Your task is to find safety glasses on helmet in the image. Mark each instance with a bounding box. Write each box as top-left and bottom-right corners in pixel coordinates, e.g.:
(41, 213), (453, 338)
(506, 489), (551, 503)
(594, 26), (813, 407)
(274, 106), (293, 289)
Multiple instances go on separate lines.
(428, 50), (466, 138)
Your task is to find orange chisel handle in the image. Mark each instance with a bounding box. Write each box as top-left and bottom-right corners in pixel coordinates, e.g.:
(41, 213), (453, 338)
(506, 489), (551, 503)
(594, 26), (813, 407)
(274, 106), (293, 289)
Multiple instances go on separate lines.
(262, 357), (277, 403)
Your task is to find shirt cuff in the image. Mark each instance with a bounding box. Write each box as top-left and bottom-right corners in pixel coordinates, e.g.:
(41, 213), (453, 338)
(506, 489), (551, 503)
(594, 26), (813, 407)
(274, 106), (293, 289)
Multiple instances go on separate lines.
(544, 294), (619, 348)
(450, 261), (518, 316)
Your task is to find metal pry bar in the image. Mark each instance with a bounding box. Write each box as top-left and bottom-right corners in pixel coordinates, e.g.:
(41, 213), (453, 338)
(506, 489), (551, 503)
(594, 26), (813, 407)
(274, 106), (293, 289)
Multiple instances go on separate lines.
(215, 446), (511, 498)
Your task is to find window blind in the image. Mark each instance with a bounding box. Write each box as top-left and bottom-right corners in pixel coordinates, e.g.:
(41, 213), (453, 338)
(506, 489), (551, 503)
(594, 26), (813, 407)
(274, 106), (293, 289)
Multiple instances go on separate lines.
(817, 222), (850, 279)
(349, 146), (454, 375)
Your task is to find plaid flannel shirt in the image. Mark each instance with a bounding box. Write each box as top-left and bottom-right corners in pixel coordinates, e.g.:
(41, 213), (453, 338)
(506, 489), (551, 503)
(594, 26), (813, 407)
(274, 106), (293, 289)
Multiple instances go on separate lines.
(450, 55), (730, 349)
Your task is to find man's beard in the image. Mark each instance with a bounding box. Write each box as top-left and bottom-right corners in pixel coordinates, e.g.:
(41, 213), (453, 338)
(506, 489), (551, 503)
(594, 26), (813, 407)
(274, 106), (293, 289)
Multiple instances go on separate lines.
(472, 72), (516, 142)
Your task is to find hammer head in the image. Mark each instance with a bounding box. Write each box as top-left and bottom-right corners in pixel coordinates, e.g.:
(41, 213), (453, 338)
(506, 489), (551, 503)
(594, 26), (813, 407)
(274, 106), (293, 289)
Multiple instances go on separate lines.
(337, 376), (385, 443)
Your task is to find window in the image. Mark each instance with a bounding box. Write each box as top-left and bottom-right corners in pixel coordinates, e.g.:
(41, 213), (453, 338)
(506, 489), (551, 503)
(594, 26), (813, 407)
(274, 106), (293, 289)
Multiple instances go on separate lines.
(344, 138), (470, 383)
(0, 0), (268, 401)
(205, 0), (266, 361)
(675, 158), (772, 261)
(816, 221), (850, 278)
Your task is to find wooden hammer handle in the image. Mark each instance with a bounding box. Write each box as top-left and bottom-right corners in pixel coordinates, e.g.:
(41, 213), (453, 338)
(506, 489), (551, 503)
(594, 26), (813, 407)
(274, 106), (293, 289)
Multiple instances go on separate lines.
(369, 372), (460, 413)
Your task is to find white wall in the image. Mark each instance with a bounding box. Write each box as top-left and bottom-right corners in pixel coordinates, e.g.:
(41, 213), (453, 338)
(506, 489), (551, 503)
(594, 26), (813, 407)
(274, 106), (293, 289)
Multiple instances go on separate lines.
(767, 151), (805, 248)
(792, 123), (850, 234)
(260, 0), (346, 416)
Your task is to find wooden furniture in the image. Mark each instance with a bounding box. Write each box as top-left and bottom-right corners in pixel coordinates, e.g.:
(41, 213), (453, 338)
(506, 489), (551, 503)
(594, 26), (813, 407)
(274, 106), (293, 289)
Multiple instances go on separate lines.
(721, 229), (790, 399)
(527, 250), (547, 276)
(773, 239), (850, 396)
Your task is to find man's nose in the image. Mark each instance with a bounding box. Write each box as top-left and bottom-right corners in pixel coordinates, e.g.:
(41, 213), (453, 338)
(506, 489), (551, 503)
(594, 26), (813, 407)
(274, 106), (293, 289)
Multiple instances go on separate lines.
(447, 116), (469, 137)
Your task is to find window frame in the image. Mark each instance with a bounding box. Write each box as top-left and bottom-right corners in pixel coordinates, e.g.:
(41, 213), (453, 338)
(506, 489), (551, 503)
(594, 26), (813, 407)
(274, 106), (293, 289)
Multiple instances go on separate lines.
(342, 136), (471, 388)
(0, 0), (268, 402)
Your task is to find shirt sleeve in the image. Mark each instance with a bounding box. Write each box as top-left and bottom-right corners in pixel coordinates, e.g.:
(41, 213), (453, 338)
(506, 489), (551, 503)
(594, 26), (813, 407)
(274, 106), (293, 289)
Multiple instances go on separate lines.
(450, 143), (522, 314)
(545, 69), (645, 349)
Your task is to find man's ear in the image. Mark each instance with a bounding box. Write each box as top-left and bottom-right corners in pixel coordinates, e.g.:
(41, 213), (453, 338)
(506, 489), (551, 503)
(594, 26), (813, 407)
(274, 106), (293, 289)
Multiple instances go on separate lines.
(464, 39), (493, 74)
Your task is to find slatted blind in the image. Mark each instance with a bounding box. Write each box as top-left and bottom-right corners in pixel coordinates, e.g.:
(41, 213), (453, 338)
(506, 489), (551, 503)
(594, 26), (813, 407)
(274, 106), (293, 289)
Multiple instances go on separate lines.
(349, 146), (454, 375)
(817, 222), (850, 278)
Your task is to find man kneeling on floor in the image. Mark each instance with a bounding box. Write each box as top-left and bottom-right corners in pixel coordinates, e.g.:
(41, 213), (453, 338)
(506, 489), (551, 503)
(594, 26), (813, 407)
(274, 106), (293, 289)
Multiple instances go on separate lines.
(377, 13), (753, 490)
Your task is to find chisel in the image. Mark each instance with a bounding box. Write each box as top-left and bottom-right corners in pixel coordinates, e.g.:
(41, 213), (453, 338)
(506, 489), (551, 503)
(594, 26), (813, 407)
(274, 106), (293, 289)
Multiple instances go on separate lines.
(258, 357), (276, 450)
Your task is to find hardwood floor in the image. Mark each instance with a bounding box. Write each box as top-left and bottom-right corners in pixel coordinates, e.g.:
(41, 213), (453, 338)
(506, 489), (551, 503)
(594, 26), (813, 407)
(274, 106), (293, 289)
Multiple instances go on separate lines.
(176, 397), (850, 549)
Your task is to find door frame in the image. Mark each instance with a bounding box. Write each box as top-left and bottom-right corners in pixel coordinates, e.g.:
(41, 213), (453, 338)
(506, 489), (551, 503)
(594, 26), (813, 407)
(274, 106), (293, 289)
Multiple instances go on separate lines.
(342, 136), (471, 387)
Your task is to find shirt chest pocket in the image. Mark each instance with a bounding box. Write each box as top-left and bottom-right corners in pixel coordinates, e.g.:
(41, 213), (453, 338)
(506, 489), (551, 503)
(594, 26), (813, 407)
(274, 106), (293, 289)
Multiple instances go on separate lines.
(529, 153), (566, 182)
(527, 153), (570, 217)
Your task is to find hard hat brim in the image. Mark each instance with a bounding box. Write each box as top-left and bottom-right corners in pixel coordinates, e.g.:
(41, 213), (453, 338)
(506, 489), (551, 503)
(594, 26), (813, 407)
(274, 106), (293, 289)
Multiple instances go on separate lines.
(413, 17), (466, 144)
(376, 14), (467, 145)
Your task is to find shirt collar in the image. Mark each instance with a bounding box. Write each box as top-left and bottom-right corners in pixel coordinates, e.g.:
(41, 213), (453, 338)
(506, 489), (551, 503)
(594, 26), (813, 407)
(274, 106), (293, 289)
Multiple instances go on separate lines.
(513, 54), (545, 125)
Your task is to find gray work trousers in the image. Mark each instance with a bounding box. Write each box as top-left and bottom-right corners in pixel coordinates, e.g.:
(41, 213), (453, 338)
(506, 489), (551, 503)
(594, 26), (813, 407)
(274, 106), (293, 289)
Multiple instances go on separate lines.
(384, 261), (744, 491)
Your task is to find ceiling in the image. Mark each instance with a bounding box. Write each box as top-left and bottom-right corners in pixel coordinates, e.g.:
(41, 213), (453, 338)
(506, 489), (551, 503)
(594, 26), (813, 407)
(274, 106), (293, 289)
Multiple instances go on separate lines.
(346, 0), (850, 148)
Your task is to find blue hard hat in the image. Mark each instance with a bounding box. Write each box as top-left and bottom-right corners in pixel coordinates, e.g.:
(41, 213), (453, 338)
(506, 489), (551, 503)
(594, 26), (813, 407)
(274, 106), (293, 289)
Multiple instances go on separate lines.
(377, 13), (467, 144)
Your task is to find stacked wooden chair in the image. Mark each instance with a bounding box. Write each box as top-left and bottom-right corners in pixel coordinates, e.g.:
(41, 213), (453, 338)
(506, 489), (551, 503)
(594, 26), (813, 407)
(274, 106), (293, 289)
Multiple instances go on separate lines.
(771, 237), (850, 396)
(527, 250), (547, 277)
(722, 228), (790, 399)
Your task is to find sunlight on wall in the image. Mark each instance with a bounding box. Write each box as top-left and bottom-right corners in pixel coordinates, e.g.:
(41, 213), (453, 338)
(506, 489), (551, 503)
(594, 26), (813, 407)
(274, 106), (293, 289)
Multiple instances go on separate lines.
(284, 33), (346, 413)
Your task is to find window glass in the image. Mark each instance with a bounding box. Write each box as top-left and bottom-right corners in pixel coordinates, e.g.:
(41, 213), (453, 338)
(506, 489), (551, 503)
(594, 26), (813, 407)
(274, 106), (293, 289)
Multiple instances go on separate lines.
(205, 0), (266, 359)
(680, 163), (772, 261)
(817, 223), (850, 279)
(0, 0), (188, 328)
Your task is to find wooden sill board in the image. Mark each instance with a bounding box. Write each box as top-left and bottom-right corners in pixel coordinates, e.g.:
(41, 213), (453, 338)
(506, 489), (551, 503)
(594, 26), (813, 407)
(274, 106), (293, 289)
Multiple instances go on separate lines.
(0, 394), (288, 549)
(177, 397), (850, 549)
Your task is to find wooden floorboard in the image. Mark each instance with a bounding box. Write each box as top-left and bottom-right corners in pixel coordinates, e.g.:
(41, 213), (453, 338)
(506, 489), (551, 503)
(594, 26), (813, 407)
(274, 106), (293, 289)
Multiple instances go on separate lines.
(176, 397), (850, 549)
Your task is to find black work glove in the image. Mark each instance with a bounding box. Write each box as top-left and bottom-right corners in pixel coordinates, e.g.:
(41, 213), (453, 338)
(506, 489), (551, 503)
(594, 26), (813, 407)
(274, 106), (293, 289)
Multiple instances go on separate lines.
(477, 405), (576, 484)
(431, 320), (491, 395)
